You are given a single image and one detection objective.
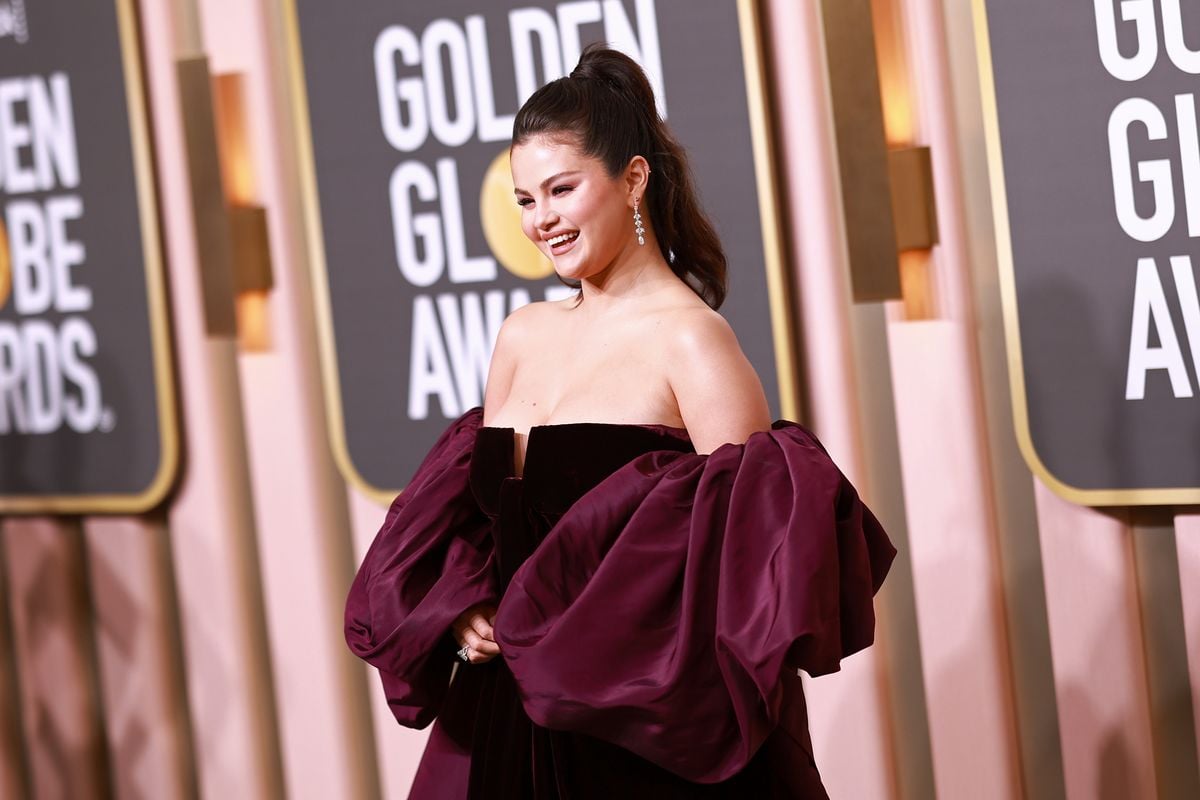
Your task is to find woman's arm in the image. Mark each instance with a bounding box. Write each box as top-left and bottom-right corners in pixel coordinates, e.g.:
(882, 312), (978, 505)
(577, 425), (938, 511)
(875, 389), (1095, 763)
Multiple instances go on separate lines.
(665, 307), (771, 454)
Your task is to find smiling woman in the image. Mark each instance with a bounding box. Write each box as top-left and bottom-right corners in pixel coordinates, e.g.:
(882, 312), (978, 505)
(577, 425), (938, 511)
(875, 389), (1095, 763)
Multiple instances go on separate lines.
(346, 44), (895, 799)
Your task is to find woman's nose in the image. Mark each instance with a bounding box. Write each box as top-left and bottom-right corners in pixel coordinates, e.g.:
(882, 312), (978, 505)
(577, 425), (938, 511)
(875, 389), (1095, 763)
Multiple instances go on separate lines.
(534, 202), (558, 231)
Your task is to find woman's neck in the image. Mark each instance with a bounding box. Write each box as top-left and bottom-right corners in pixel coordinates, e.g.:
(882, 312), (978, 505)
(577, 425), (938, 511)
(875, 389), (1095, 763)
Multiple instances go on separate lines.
(575, 236), (677, 310)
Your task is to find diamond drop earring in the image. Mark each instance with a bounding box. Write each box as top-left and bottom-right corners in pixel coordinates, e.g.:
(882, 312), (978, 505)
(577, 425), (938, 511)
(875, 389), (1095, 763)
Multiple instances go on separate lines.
(634, 198), (645, 246)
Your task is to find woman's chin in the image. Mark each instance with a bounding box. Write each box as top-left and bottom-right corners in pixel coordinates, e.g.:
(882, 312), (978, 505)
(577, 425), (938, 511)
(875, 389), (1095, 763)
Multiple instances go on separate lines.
(552, 261), (589, 281)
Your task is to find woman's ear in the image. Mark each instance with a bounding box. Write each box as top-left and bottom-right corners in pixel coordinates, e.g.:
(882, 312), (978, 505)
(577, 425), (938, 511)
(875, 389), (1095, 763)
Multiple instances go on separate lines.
(625, 155), (651, 205)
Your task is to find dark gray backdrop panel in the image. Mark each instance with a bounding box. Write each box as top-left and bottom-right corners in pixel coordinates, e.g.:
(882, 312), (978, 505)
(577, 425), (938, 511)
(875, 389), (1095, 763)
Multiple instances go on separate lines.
(0, 1), (164, 499)
(985, 0), (1200, 492)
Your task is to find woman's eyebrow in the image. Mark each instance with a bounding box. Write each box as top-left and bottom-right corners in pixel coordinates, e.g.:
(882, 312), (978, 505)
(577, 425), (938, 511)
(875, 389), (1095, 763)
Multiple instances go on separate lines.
(513, 170), (584, 195)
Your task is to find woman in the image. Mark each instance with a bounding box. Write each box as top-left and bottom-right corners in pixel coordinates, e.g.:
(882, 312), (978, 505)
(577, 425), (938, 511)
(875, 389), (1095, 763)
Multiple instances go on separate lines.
(345, 45), (895, 799)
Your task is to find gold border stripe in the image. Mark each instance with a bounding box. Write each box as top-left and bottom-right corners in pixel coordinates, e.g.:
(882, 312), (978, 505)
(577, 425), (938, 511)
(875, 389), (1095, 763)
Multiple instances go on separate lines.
(280, 0), (389, 503)
(739, 0), (801, 422)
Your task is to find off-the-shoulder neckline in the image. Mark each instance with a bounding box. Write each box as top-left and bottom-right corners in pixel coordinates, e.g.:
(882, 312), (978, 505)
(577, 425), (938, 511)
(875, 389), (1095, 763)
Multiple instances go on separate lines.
(481, 421), (691, 437)
(478, 422), (693, 481)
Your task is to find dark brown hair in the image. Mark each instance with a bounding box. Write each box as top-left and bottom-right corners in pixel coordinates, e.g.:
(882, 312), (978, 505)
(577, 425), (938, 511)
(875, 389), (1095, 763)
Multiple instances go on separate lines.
(512, 44), (728, 309)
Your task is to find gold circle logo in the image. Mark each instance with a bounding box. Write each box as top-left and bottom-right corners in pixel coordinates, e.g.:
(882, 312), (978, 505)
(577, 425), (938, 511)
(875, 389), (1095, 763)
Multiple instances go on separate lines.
(479, 149), (554, 280)
(0, 219), (10, 311)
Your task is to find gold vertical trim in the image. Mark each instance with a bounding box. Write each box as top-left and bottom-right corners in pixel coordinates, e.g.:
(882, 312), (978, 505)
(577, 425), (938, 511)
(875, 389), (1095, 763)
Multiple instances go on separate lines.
(971, 0), (1200, 504)
(0, 0), (180, 514)
(739, 0), (802, 422)
(279, 0), (386, 502)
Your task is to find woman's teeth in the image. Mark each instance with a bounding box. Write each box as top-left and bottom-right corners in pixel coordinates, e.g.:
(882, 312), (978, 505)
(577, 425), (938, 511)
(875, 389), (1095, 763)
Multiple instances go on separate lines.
(548, 232), (578, 246)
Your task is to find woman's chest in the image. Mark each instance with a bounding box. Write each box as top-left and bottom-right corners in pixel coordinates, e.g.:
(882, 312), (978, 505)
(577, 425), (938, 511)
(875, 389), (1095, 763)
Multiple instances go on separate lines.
(501, 333), (679, 428)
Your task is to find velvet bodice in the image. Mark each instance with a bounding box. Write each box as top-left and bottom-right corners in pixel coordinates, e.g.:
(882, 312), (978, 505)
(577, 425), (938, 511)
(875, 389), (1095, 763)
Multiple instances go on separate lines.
(470, 422), (695, 516)
(469, 422), (694, 591)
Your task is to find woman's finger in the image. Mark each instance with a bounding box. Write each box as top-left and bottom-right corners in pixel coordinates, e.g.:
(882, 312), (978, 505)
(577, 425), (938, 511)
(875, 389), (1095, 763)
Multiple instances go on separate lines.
(469, 615), (499, 654)
(468, 648), (497, 664)
(473, 638), (500, 656)
(470, 613), (494, 642)
(462, 628), (483, 652)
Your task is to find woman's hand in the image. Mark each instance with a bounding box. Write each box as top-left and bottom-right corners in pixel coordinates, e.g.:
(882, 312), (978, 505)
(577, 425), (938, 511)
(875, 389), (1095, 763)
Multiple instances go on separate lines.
(452, 604), (500, 664)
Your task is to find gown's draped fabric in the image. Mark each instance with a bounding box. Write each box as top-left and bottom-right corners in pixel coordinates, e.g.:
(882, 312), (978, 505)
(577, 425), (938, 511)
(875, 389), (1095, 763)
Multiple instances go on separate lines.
(345, 412), (498, 727)
(345, 407), (895, 799)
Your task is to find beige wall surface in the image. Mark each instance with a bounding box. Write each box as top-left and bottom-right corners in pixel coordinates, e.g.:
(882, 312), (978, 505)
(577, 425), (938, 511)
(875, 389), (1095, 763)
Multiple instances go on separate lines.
(1, 0), (1197, 798)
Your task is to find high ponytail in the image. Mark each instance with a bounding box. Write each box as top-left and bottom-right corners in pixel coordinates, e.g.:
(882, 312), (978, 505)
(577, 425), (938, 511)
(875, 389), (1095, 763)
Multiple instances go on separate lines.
(512, 44), (728, 310)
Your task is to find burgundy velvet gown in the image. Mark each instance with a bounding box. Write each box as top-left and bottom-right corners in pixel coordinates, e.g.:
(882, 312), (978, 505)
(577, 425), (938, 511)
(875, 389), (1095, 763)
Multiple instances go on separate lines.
(345, 407), (895, 798)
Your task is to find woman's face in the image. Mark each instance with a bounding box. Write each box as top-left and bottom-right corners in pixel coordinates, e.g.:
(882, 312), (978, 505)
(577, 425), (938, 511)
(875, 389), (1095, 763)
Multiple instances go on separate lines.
(510, 135), (634, 281)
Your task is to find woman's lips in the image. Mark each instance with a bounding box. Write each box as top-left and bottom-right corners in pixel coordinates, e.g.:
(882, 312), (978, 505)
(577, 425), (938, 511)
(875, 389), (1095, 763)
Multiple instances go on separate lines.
(548, 231), (579, 255)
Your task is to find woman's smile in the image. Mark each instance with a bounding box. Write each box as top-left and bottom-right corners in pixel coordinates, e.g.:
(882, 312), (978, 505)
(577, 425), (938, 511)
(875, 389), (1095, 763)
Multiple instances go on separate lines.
(547, 231), (579, 255)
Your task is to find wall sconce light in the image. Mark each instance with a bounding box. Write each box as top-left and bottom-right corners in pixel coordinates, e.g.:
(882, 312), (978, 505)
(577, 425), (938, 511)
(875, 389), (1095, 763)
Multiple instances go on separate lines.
(888, 145), (938, 251)
(176, 56), (273, 351)
(889, 145), (938, 320)
(213, 73), (273, 352)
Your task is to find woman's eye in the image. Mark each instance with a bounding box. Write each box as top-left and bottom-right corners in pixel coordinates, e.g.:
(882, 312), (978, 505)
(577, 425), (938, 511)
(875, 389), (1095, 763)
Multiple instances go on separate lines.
(552, 185), (573, 195)
(516, 197), (533, 207)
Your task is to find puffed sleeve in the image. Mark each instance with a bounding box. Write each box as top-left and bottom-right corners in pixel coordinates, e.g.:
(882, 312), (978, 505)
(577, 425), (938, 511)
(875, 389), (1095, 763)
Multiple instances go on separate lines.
(345, 407), (497, 728)
(494, 421), (895, 783)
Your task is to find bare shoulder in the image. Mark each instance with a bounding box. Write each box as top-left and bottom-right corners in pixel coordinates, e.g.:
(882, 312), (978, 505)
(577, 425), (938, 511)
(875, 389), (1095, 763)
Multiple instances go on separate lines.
(484, 299), (570, 421)
(661, 305), (771, 454)
(497, 297), (558, 338)
(661, 304), (740, 356)
(656, 304), (750, 378)
(492, 297), (574, 352)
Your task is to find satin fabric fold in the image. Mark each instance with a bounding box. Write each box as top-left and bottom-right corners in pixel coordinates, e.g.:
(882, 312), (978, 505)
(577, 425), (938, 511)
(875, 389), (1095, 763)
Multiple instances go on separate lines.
(344, 408), (497, 728)
(495, 421), (894, 783)
(345, 407), (895, 797)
